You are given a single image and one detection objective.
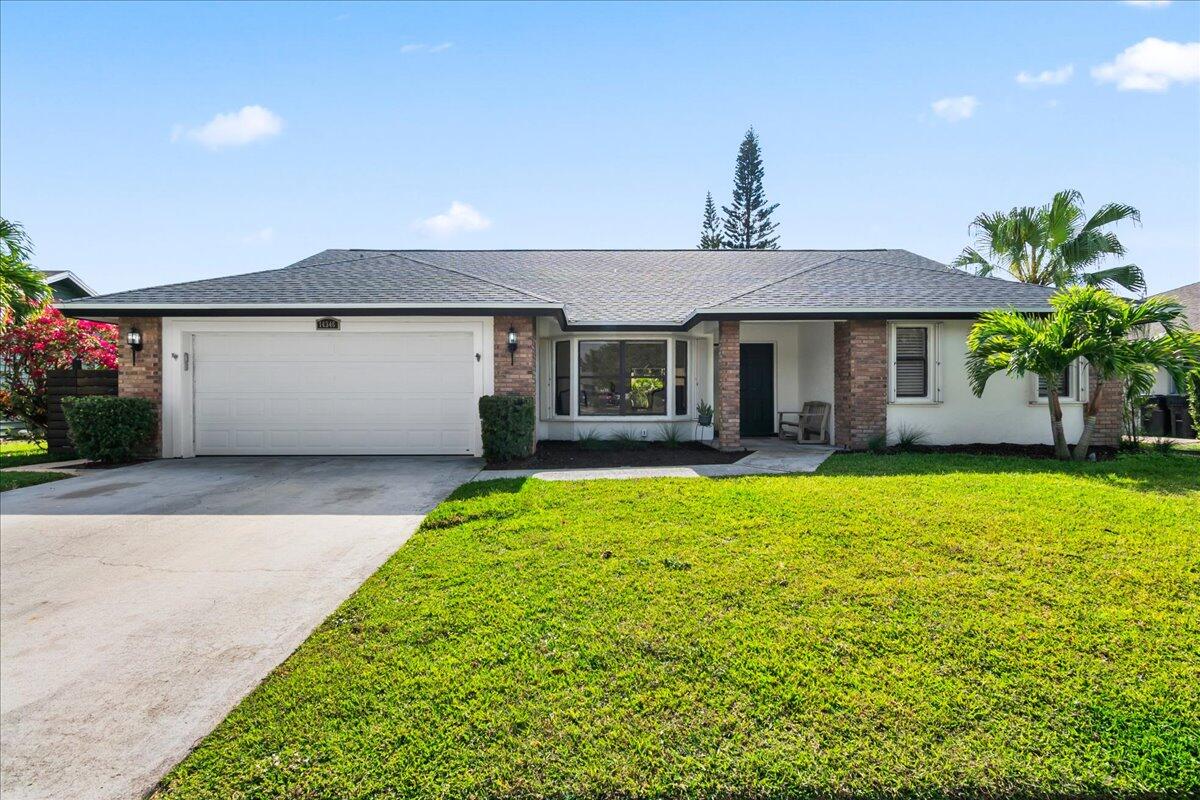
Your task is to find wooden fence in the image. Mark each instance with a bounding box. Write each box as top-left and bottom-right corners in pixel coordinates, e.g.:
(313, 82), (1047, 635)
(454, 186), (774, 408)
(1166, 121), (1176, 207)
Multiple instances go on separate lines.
(46, 368), (117, 454)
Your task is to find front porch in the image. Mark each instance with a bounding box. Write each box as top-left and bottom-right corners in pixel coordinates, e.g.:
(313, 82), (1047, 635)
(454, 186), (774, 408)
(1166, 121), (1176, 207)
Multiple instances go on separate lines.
(534, 317), (890, 451)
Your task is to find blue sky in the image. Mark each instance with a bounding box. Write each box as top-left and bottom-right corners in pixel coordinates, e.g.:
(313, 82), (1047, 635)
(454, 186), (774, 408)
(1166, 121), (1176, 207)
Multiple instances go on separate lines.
(2, 0), (1198, 295)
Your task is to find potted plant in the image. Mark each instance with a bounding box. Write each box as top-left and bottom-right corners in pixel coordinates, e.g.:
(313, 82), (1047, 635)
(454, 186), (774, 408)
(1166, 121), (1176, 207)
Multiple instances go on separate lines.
(696, 400), (714, 427)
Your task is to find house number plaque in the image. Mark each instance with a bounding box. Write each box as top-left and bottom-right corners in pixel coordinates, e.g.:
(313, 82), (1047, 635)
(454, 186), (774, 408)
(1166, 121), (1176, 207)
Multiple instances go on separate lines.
(315, 317), (341, 331)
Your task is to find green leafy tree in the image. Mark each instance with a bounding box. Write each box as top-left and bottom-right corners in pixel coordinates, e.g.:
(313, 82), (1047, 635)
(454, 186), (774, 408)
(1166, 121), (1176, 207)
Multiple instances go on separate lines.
(1, 217), (51, 325)
(721, 128), (779, 250)
(953, 190), (1145, 293)
(698, 192), (724, 249)
(967, 287), (1199, 460)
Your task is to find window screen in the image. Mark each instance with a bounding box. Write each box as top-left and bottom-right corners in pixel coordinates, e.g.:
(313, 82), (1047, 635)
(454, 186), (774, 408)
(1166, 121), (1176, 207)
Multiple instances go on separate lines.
(894, 327), (929, 398)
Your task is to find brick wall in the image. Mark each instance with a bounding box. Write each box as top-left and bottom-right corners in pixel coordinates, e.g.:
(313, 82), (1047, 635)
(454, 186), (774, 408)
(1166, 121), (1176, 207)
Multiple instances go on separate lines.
(493, 316), (536, 397)
(117, 317), (163, 456)
(833, 320), (887, 450)
(716, 320), (741, 450)
(1088, 370), (1123, 449)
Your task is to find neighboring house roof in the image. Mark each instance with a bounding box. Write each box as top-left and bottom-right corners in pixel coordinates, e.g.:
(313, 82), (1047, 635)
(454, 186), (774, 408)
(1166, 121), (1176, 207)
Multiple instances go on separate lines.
(1150, 280), (1200, 332)
(40, 270), (97, 301)
(59, 248), (1058, 329)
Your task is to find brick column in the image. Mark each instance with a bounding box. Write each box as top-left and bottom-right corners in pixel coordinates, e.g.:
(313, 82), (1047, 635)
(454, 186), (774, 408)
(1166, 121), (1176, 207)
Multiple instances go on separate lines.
(1088, 370), (1123, 450)
(493, 316), (536, 397)
(117, 317), (163, 456)
(833, 320), (888, 450)
(716, 320), (741, 451)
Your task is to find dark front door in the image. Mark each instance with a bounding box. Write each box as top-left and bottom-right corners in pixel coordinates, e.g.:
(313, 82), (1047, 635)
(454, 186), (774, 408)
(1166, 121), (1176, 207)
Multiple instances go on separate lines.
(739, 343), (774, 437)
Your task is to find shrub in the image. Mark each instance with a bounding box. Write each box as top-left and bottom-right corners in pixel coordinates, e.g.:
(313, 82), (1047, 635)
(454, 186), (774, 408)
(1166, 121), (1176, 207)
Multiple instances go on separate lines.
(893, 424), (929, 452)
(658, 424), (685, 448)
(478, 395), (535, 463)
(577, 429), (606, 450)
(866, 431), (888, 454)
(62, 395), (156, 463)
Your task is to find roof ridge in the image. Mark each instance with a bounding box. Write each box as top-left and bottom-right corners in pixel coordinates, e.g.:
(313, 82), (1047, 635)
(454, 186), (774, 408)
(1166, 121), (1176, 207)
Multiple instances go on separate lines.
(60, 250), (360, 304)
(389, 252), (559, 304)
(698, 254), (847, 309)
(834, 254), (1055, 290)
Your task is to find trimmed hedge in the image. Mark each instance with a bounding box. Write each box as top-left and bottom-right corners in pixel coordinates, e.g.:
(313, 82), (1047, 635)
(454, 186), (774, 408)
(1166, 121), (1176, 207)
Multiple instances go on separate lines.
(478, 395), (535, 463)
(63, 395), (156, 464)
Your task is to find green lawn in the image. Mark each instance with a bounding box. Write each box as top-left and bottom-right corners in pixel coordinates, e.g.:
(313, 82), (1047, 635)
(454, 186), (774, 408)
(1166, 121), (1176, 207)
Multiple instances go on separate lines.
(156, 454), (1200, 799)
(0, 439), (75, 468)
(0, 469), (72, 492)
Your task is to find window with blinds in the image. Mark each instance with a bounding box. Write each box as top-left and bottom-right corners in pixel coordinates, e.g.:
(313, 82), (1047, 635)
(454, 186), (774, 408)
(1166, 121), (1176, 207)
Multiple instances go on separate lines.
(894, 327), (929, 398)
(1037, 367), (1071, 399)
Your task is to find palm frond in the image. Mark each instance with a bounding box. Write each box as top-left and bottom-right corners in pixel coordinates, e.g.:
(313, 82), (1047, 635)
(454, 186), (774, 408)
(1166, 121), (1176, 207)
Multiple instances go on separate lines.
(1080, 202), (1141, 234)
(1081, 264), (1145, 293)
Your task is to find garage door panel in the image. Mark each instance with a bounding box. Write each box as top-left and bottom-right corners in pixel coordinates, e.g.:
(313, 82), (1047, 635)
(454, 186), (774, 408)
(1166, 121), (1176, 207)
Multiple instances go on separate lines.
(193, 331), (481, 455)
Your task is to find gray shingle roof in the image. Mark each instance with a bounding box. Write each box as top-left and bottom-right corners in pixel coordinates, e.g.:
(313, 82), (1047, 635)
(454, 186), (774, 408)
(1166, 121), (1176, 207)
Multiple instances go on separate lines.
(62, 248), (1057, 326)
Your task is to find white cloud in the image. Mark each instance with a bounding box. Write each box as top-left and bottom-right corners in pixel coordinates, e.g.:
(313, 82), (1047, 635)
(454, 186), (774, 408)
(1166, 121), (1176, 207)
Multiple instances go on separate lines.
(1092, 37), (1200, 91)
(415, 202), (492, 236)
(240, 227), (274, 244)
(1122, 1), (1171, 7)
(1016, 64), (1074, 86)
(930, 95), (979, 122)
(174, 105), (284, 149)
(399, 42), (453, 54)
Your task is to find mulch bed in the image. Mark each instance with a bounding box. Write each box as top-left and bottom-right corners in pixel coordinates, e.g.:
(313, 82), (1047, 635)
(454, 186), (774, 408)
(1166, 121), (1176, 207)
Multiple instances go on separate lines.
(484, 440), (751, 470)
(835, 443), (1119, 460)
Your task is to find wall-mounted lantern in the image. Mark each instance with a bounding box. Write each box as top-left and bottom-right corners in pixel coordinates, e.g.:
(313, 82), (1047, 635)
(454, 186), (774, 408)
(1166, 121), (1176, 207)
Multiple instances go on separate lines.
(507, 326), (519, 364)
(126, 327), (144, 365)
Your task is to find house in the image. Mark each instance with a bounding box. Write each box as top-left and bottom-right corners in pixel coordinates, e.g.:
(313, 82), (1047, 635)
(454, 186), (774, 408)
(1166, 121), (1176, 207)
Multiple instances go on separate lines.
(40, 270), (97, 301)
(57, 249), (1121, 457)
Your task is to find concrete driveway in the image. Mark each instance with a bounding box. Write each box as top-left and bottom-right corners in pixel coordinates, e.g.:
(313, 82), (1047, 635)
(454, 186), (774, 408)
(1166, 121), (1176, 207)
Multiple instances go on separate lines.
(0, 456), (481, 800)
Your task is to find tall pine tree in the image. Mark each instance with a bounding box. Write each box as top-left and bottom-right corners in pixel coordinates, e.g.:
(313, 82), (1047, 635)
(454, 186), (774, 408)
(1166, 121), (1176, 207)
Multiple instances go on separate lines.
(721, 128), (780, 249)
(698, 192), (724, 249)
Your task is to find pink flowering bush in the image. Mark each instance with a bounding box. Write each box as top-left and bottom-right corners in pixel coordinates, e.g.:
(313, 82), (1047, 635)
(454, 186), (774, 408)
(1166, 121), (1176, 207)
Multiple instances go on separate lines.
(0, 305), (117, 435)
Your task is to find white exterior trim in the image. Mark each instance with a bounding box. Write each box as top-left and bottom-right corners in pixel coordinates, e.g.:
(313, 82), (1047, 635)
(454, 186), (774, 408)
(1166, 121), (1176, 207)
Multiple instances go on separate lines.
(887, 321), (943, 405)
(160, 316), (493, 458)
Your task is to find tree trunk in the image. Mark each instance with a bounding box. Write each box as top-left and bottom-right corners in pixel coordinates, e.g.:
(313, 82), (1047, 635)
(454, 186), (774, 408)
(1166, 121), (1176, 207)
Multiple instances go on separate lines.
(1072, 377), (1106, 461)
(1046, 385), (1070, 460)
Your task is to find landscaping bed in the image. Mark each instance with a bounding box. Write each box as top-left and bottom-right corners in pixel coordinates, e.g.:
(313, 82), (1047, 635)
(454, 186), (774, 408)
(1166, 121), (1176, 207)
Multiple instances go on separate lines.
(483, 439), (749, 470)
(155, 453), (1199, 798)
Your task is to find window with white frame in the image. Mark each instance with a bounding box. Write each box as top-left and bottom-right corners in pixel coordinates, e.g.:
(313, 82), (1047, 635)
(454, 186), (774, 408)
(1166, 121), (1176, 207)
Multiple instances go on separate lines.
(544, 337), (700, 419)
(889, 323), (940, 403)
(1032, 361), (1083, 402)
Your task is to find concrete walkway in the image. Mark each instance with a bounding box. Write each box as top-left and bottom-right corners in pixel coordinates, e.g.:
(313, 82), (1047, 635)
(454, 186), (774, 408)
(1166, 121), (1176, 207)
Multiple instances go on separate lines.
(477, 439), (836, 481)
(0, 456), (480, 800)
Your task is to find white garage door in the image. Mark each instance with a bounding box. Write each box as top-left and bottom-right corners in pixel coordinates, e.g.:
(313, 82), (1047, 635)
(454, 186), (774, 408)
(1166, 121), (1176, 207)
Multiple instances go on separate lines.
(193, 331), (479, 455)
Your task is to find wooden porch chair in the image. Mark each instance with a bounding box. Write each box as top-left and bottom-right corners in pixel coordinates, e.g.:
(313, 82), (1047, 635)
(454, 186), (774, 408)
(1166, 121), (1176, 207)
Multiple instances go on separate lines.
(778, 401), (831, 444)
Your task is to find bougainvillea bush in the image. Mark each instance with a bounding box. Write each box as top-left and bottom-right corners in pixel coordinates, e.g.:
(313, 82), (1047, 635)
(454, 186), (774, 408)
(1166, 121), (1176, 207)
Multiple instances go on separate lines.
(0, 306), (117, 435)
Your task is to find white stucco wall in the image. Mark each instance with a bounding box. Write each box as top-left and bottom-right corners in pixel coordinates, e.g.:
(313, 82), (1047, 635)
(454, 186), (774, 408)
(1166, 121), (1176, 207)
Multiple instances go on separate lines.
(530, 318), (1083, 447)
(886, 319), (1085, 445)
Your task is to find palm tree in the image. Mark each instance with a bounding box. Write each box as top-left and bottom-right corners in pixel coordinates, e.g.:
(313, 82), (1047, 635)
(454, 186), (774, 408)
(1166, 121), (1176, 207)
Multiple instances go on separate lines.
(967, 287), (1199, 460)
(0, 217), (50, 324)
(954, 190), (1145, 293)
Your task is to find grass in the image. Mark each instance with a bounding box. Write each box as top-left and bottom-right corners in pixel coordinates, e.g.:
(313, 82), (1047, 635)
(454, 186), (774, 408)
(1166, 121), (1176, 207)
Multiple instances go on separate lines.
(0, 439), (75, 468)
(155, 453), (1199, 799)
(0, 470), (72, 492)
(0, 440), (74, 491)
